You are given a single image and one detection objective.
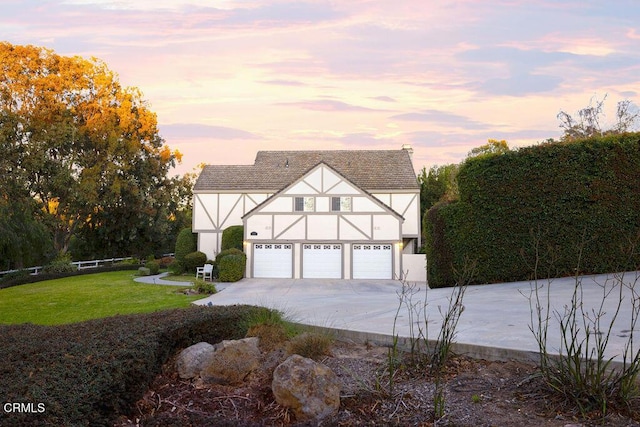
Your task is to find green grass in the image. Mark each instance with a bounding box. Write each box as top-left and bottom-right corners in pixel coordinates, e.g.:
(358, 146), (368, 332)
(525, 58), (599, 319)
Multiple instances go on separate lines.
(0, 271), (203, 325)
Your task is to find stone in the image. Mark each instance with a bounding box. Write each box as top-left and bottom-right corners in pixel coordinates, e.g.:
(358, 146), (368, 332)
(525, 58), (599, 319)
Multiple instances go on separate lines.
(200, 337), (260, 385)
(271, 354), (340, 421)
(175, 342), (215, 379)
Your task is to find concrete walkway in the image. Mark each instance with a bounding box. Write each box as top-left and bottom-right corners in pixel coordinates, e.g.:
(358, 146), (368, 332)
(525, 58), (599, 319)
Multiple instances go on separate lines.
(193, 272), (640, 364)
(134, 272), (192, 286)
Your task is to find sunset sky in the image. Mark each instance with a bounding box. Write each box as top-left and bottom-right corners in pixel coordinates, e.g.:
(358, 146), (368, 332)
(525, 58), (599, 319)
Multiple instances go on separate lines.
(2, 0), (639, 176)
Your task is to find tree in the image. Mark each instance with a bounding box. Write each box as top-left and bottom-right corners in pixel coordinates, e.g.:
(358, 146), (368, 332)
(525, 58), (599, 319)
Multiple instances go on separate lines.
(418, 163), (460, 214)
(557, 94), (640, 141)
(467, 139), (510, 158)
(0, 42), (184, 259)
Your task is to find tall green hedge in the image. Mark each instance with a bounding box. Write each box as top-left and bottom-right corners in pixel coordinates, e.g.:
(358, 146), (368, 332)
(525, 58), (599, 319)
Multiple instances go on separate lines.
(221, 225), (244, 251)
(425, 133), (640, 287)
(174, 227), (197, 263)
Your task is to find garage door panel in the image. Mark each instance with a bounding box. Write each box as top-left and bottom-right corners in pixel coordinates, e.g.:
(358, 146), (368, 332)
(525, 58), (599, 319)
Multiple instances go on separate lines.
(253, 243), (292, 278)
(352, 244), (392, 279)
(303, 244), (342, 278)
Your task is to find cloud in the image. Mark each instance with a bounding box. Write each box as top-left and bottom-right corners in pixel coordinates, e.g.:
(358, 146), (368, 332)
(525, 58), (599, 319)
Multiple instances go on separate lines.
(472, 73), (563, 97)
(391, 110), (489, 130)
(371, 96), (397, 102)
(160, 123), (261, 140)
(259, 79), (306, 86)
(276, 100), (386, 112)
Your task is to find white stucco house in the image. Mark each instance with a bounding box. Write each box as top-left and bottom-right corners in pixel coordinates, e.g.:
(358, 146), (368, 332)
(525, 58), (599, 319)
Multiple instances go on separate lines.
(192, 146), (425, 281)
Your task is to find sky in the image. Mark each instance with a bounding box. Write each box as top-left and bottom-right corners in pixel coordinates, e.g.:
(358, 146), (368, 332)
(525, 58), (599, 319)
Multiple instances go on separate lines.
(2, 0), (640, 176)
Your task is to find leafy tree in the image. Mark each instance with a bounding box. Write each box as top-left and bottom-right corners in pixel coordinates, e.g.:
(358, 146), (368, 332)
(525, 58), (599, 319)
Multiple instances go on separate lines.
(0, 42), (186, 259)
(557, 94), (640, 141)
(467, 139), (510, 159)
(417, 164), (460, 214)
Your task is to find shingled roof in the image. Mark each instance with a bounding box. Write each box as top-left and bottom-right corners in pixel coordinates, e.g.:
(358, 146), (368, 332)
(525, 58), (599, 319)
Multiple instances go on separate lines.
(193, 148), (419, 191)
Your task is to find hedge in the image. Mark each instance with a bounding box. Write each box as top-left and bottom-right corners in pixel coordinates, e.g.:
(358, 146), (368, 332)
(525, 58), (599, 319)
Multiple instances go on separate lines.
(0, 265), (142, 290)
(425, 133), (640, 287)
(174, 227), (197, 263)
(0, 305), (262, 427)
(221, 225), (244, 251)
(183, 251), (207, 274)
(218, 253), (246, 282)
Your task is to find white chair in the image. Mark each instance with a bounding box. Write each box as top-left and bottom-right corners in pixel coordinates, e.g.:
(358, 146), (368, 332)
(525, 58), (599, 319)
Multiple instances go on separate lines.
(196, 263), (213, 281)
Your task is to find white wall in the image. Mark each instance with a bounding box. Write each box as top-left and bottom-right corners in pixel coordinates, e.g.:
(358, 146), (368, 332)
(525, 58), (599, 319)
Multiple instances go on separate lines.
(401, 254), (427, 282)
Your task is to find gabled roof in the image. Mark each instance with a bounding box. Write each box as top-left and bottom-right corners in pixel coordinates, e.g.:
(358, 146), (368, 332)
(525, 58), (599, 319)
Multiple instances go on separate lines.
(193, 148), (419, 192)
(242, 161), (405, 220)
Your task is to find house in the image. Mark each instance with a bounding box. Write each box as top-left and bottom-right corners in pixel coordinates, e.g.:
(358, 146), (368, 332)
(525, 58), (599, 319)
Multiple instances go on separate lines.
(192, 145), (425, 281)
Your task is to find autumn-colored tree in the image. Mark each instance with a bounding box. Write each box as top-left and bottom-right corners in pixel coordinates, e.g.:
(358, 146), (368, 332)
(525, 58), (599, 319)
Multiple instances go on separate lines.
(0, 42), (187, 260)
(467, 139), (510, 158)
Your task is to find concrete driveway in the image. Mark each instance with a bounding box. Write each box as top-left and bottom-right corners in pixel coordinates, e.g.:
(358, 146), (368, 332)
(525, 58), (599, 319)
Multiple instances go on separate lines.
(194, 272), (640, 364)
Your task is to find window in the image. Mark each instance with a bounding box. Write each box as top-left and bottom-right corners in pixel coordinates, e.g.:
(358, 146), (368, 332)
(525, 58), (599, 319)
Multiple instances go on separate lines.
(331, 196), (352, 212)
(294, 196), (315, 212)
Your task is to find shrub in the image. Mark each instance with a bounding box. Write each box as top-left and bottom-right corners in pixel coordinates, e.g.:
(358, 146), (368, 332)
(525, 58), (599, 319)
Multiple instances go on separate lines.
(42, 252), (77, 274)
(168, 259), (184, 275)
(183, 251), (207, 274)
(221, 225), (244, 251)
(0, 265), (142, 290)
(246, 323), (289, 351)
(138, 267), (151, 276)
(174, 227), (197, 262)
(215, 248), (245, 266)
(218, 253), (246, 282)
(159, 256), (174, 268)
(0, 269), (30, 283)
(192, 278), (216, 294)
(0, 305), (261, 426)
(287, 332), (333, 360)
(146, 260), (160, 275)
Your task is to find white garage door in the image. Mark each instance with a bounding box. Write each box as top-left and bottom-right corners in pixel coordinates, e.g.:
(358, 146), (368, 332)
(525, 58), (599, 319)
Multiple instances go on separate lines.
(253, 243), (292, 278)
(352, 244), (392, 279)
(303, 244), (342, 278)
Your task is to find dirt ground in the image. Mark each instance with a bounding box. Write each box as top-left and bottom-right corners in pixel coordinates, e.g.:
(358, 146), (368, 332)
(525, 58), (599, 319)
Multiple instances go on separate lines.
(115, 340), (639, 427)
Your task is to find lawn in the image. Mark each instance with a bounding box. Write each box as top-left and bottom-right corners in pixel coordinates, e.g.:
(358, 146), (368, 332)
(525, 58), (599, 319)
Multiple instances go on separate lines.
(0, 270), (203, 325)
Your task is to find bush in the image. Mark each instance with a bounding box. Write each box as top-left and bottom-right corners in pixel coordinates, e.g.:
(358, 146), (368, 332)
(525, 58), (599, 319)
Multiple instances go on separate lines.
(159, 256), (174, 268)
(167, 259), (184, 275)
(42, 252), (77, 274)
(137, 267), (151, 276)
(215, 248), (245, 266)
(287, 332), (334, 360)
(146, 260), (160, 275)
(183, 251), (207, 274)
(218, 253), (246, 282)
(0, 269), (30, 283)
(192, 278), (216, 294)
(221, 225), (244, 251)
(0, 306), (261, 427)
(0, 265), (142, 290)
(174, 227), (197, 263)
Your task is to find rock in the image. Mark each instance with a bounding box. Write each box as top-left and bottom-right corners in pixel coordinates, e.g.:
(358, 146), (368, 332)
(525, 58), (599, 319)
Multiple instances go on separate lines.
(271, 354), (340, 421)
(200, 337), (260, 385)
(175, 342), (215, 379)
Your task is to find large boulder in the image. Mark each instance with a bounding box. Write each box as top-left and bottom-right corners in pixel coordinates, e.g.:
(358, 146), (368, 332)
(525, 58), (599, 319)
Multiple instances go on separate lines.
(175, 342), (215, 379)
(200, 337), (261, 385)
(271, 354), (340, 421)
